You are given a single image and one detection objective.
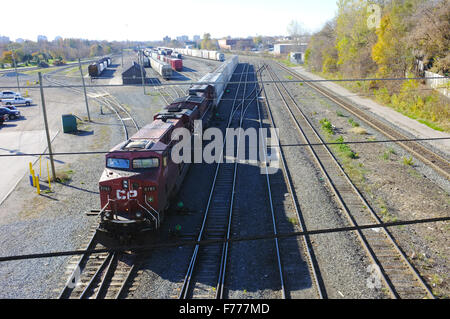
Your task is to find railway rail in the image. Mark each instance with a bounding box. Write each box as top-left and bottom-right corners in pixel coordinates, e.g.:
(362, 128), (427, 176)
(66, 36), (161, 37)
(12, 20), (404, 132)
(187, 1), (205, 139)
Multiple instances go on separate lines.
(256, 63), (324, 299)
(42, 64), (140, 139)
(177, 63), (261, 299)
(59, 228), (141, 299)
(264, 62), (435, 299)
(275, 62), (450, 180)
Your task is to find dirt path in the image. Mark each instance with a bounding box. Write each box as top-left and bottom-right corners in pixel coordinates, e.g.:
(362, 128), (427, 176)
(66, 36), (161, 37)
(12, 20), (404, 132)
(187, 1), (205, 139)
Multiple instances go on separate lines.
(291, 66), (450, 156)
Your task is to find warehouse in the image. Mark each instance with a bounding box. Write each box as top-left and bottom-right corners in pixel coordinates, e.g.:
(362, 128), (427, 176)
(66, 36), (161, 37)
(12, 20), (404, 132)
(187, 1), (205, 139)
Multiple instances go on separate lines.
(273, 43), (308, 55)
(122, 62), (146, 84)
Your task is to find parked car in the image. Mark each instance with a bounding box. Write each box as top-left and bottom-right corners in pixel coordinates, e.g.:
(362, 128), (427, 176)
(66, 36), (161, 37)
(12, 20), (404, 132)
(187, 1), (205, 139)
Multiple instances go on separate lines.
(0, 96), (32, 106)
(0, 91), (21, 99)
(0, 107), (20, 120)
(3, 105), (21, 119)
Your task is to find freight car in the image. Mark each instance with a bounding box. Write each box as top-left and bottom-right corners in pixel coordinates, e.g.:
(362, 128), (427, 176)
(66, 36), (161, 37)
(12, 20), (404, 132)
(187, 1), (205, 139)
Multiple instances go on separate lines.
(88, 56), (112, 77)
(149, 56), (172, 79)
(161, 55), (183, 71)
(98, 56), (238, 238)
(173, 48), (224, 62)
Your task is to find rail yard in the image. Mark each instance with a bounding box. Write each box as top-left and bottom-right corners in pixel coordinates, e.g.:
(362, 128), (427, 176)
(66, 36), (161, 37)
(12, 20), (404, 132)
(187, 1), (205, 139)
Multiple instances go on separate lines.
(0, 45), (448, 303)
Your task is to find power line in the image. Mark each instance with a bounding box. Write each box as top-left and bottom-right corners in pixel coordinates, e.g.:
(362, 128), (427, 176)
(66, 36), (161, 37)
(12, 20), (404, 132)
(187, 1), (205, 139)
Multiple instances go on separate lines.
(0, 216), (448, 263)
(0, 137), (448, 158)
(0, 76), (448, 90)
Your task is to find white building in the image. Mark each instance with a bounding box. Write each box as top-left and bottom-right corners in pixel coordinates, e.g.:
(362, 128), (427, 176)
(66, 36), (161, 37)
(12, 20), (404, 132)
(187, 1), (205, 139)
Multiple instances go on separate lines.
(273, 43), (308, 55)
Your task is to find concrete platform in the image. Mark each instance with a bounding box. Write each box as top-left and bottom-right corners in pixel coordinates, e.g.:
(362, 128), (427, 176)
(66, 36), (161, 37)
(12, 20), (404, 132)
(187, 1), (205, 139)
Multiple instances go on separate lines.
(0, 130), (58, 205)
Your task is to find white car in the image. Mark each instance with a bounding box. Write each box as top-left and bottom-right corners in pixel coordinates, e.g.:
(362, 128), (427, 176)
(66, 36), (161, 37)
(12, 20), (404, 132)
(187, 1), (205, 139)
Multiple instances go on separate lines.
(0, 91), (21, 99)
(1, 96), (32, 106)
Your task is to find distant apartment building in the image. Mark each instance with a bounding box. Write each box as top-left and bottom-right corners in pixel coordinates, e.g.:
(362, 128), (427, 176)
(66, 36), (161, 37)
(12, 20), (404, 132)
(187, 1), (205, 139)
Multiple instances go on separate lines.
(273, 43), (308, 55)
(0, 36), (10, 44)
(15, 38), (24, 43)
(218, 38), (254, 50)
(176, 35), (189, 42)
(163, 36), (171, 43)
(37, 35), (48, 42)
(54, 36), (62, 41)
(193, 35), (200, 42)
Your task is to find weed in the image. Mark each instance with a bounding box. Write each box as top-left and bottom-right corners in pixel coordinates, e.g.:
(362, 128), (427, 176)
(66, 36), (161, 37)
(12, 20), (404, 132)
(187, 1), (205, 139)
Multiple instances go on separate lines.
(54, 169), (74, 184)
(402, 156), (414, 166)
(382, 147), (396, 160)
(334, 136), (358, 159)
(320, 118), (334, 135)
(348, 118), (360, 127)
(336, 110), (345, 117)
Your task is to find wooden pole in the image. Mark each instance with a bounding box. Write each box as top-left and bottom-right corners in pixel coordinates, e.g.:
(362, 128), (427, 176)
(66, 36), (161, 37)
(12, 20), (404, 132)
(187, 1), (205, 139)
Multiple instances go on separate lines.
(38, 72), (56, 182)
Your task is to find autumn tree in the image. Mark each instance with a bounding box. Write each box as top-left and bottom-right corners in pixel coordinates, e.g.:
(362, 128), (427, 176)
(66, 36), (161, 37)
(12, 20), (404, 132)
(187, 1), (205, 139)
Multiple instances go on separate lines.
(200, 33), (216, 50)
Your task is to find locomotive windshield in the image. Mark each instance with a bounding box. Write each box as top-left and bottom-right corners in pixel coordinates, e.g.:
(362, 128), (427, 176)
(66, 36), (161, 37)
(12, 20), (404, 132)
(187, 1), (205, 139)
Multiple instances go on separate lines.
(132, 158), (160, 169)
(107, 158), (130, 169)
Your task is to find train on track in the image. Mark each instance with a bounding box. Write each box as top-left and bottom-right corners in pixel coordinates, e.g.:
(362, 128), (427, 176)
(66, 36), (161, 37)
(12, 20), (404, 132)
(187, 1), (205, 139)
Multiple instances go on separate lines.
(141, 49), (173, 79)
(173, 48), (225, 62)
(98, 55), (238, 239)
(143, 49), (183, 72)
(88, 57), (112, 77)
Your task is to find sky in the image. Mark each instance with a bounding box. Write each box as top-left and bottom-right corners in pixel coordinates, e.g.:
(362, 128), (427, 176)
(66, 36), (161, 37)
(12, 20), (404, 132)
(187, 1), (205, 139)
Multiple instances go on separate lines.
(0, 0), (338, 42)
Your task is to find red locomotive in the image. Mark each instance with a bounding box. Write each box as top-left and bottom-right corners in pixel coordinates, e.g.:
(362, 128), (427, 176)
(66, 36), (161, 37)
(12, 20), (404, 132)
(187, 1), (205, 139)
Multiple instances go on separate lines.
(98, 85), (215, 237)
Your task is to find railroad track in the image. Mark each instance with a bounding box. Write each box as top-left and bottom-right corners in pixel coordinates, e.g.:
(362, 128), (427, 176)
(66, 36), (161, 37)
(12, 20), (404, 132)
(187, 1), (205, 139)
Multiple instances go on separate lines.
(59, 229), (141, 299)
(263, 62), (435, 299)
(275, 62), (450, 180)
(43, 65), (140, 139)
(177, 63), (256, 299)
(256, 63), (325, 299)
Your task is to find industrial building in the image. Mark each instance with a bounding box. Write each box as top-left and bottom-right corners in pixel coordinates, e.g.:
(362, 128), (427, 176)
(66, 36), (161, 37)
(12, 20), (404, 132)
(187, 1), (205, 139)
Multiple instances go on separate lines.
(122, 62), (146, 84)
(273, 43), (308, 55)
(218, 38), (254, 51)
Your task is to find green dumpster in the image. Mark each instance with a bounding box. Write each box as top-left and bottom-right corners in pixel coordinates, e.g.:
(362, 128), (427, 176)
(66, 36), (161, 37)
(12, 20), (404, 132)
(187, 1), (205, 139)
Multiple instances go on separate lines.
(62, 114), (77, 133)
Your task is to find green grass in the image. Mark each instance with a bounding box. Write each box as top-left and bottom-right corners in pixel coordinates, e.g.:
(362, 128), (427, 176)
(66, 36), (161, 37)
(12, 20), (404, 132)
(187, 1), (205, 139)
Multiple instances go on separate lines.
(336, 110), (345, 117)
(381, 147), (396, 160)
(418, 119), (444, 132)
(348, 118), (360, 127)
(334, 136), (358, 159)
(320, 118), (334, 135)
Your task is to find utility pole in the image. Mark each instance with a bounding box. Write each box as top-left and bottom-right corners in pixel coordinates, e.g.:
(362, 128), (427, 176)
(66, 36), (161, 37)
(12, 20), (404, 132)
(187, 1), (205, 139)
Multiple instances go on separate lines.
(139, 48), (146, 95)
(10, 48), (20, 93)
(78, 58), (91, 121)
(121, 47), (124, 68)
(38, 72), (56, 182)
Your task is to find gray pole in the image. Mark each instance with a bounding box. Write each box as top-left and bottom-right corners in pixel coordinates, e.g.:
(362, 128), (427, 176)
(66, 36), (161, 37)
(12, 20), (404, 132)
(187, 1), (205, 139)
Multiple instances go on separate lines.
(139, 49), (146, 94)
(11, 49), (20, 93)
(78, 58), (91, 121)
(121, 48), (124, 68)
(38, 72), (56, 182)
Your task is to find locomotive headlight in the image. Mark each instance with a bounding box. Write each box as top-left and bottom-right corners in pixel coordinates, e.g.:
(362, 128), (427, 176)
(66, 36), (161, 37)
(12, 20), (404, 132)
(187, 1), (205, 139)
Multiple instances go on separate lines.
(135, 212), (142, 218)
(123, 180), (129, 189)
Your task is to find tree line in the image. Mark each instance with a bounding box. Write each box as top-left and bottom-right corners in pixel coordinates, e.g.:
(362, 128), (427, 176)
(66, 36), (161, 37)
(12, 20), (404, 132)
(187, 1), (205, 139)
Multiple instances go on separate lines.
(0, 38), (128, 68)
(304, 0), (449, 132)
(306, 0), (449, 77)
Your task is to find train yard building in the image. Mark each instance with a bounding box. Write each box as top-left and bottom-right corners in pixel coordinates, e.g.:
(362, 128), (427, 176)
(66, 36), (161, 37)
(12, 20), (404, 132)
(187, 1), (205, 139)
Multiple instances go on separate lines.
(122, 62), (146, 84)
